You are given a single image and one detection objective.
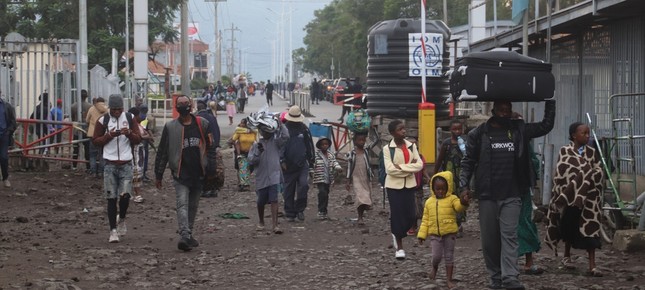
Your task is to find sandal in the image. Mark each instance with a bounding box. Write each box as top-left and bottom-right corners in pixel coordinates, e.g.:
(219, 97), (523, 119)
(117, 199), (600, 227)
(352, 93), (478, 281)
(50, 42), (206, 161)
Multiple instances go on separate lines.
(523, 265), (544, 275)
(133, 195), (144, 203)
(561, 257), (576, 269)
(588, 267), (603, 277)
(273, 227), (283, 234)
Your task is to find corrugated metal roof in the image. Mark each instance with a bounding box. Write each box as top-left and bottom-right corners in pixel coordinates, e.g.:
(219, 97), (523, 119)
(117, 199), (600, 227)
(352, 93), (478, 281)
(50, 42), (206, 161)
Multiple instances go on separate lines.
(469, 0), (645, 52)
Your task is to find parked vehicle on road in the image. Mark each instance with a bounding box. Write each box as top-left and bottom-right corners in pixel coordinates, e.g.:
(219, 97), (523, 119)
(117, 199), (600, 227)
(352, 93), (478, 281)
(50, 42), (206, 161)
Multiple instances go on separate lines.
(321, 79), (334, 102)
(332, 78), (357, 104)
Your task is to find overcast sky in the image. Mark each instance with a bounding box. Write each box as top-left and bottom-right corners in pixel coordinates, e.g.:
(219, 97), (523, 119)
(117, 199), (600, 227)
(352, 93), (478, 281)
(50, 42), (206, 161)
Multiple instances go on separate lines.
(182, 0), (332, 82)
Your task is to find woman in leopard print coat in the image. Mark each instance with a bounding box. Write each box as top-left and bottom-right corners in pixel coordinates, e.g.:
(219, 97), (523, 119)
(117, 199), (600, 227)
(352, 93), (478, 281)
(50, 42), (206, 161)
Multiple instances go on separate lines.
(545, 122), (604, 277)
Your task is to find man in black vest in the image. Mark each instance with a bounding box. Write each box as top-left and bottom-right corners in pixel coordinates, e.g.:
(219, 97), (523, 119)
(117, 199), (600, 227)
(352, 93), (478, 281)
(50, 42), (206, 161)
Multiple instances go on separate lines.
(459, 100), (555, 290)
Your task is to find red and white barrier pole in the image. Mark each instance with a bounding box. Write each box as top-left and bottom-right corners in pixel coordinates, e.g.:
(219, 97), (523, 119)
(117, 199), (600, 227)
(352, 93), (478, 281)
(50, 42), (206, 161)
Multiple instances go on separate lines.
(420, 0), (427, 103)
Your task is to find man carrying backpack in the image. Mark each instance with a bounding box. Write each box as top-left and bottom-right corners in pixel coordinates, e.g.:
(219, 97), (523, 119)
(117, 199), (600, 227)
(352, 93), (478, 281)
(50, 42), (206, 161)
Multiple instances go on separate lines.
(92, 94), (142, 243)
(281, 105), (315, 222)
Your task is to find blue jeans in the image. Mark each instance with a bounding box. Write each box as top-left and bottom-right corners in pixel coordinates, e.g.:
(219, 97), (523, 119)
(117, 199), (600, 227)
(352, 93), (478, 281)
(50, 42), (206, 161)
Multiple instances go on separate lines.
(316, 183), (330, 214)
(103, 163), (133, 199)
(283, 166), (310, 218)
(479, 197), (522, 287)
(173, 180), (202, 239)
(89, 142), (104, 174)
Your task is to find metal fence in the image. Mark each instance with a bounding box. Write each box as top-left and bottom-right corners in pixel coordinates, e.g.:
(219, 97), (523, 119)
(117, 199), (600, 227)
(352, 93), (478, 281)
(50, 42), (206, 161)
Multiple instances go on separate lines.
(0, 35), (148, 166)
(0, 36), (81, 119)
(525, 15), (645, 174)
(0, 33), (144, 113)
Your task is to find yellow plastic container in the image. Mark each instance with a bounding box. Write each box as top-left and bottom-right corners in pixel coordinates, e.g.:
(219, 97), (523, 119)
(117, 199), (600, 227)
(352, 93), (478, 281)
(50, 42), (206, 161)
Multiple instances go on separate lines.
(418, 102), (436, 163)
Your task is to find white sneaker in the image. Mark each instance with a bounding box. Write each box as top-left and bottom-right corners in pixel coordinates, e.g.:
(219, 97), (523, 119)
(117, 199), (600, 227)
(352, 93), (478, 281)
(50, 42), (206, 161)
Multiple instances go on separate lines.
(395, 249), (406, 260)
(108, 229), (119, 243)
(117, 217), (127, 236)
(3, 179), (10, 188)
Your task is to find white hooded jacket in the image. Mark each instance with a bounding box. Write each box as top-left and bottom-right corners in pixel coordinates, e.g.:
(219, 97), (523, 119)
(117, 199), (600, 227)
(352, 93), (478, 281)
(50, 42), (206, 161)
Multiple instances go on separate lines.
(96, 113), (136, 161)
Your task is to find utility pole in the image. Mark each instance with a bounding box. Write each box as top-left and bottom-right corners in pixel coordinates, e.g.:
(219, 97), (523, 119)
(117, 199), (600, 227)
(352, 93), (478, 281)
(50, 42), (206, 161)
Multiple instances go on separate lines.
(215, 5), (221, 82)
(217, 29), (222, 81)
(225, 23), (241, 78)
(443, 0), (448, 24)
(288, 7), (293, 83)
(180, 0), (190, 96)
(79, 0), (88, 92)
(225, 49), (231, 77)
(134, 0), (148, 101)
(125, 0), (130, 98)
(206, 0), (226, 82)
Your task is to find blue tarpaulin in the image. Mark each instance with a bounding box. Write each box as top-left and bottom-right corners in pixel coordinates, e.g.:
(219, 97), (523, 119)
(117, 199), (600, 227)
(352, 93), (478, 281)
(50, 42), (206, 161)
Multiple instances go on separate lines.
(512, 0), (529, 25)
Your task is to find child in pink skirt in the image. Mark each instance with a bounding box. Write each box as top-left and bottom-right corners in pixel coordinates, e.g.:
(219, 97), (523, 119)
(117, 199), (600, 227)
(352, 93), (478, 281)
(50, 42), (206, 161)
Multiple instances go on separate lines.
(225, 85), (237, 125)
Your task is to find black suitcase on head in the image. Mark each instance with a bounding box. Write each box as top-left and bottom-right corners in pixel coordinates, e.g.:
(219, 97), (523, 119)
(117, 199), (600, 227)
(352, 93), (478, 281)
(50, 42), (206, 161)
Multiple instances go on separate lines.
(449, 51), (555, 102)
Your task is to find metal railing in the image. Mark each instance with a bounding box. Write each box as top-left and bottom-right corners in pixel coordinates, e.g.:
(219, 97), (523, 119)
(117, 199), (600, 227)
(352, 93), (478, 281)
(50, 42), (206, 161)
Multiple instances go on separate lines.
(277, 90), (311, 116)
(11, 118), (87, 163)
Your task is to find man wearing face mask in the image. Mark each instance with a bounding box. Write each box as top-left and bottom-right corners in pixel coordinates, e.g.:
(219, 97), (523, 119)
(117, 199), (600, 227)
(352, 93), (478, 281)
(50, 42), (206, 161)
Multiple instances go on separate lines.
(459, 99), (555, 290)
(155, 95), (216, 252)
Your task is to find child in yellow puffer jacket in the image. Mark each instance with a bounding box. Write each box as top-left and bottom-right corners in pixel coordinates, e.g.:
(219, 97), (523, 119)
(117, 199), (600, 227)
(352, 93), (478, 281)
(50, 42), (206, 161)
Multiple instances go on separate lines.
(417, 171), (470, 289)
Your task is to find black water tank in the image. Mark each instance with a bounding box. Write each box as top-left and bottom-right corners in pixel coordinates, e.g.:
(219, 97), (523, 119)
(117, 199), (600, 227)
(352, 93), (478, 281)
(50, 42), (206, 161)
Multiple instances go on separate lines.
(366, 19), (451, 118)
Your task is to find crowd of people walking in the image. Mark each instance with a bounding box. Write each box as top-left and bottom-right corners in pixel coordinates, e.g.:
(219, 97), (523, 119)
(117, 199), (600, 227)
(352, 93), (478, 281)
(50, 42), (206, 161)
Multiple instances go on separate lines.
(7, 80), (618, 289)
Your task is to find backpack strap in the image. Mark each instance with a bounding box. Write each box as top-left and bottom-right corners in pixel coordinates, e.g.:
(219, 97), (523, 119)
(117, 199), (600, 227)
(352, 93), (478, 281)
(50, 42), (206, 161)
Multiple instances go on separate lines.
(378, 145), (397, 187)
(195, 116), (207, 145)
(102, 112), (110, 130)
(102, 112), (134, 133)
(125, 112), (133, 128)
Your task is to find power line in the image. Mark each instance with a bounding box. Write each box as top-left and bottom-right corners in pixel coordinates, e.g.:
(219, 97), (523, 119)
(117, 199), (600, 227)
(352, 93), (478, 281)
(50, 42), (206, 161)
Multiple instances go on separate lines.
(190, 0), (208, 23)
(188, 2), (206, 42)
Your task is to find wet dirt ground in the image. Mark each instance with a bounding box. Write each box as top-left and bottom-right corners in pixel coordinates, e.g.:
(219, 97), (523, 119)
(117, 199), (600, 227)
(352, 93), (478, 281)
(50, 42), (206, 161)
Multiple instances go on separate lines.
(2, 144), (645, 290)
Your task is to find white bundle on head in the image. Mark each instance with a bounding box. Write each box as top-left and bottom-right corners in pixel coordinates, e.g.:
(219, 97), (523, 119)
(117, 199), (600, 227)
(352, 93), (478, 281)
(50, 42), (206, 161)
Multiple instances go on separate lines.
(247, 111), (278, 133)
(233, 74), (247, 87)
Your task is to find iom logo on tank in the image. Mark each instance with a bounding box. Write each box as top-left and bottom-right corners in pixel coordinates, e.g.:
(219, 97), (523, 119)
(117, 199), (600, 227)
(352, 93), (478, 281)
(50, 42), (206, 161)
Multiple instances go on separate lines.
(408, 33), (443, 77)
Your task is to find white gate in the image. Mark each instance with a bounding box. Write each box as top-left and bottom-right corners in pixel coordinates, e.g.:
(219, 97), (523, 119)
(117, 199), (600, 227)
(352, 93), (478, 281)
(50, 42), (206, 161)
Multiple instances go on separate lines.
(0, 34), (81, 119)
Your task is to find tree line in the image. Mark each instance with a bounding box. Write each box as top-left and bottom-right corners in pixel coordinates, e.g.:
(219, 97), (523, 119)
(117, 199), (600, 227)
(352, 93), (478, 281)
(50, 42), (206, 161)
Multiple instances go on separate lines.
(0, 0), (181, 71)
